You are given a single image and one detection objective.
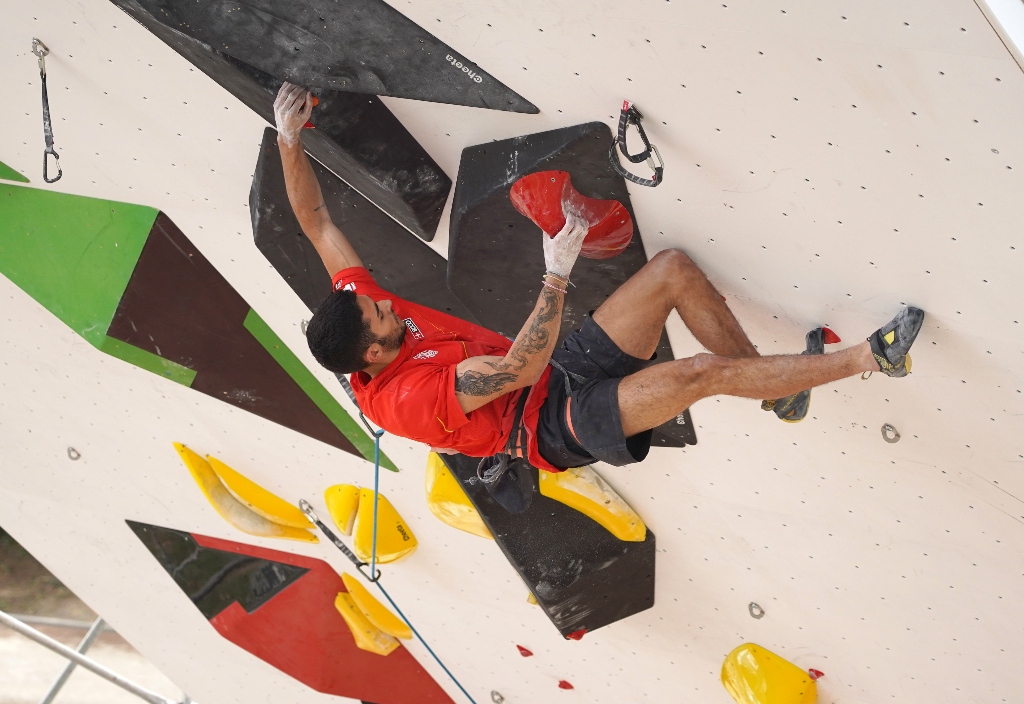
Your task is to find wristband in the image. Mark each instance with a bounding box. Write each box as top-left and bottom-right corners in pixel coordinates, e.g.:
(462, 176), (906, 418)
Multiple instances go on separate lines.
(544, 271), (569, 285)
(542, 281), (567, 294)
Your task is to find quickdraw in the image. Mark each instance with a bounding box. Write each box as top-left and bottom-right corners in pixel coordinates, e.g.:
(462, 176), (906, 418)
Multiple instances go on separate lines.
(609, 100), (663, 187)
(300, 410), (478, 704)
(32, 38), (62, 184)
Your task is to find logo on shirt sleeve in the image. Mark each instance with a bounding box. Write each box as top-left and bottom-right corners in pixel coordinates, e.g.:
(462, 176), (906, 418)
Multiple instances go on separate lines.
(412, 350), (438, 360)
(334, 281), (356, 292)
(403, 318), (424, 341)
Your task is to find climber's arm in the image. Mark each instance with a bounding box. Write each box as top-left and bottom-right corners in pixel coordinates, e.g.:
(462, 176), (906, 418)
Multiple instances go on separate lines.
(274, 82), (363, 274)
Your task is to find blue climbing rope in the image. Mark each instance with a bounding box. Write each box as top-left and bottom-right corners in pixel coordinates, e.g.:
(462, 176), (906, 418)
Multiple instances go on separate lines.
(357, 413), (478, 704)
(363, 415), (385, 584)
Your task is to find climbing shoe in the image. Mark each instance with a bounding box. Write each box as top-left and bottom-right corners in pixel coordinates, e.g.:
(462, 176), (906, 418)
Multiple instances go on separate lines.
(761, 327), (829, 423)
(867, 307), (925, 377)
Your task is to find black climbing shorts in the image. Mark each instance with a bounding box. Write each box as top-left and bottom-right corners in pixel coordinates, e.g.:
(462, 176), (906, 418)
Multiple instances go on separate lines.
(537, 314), (655, 469)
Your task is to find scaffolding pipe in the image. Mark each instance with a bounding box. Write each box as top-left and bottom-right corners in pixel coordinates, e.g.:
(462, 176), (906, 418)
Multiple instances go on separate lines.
(38, 616), (106, 704)
(10, 614), (112, 631)
(0, 609), (184, 704)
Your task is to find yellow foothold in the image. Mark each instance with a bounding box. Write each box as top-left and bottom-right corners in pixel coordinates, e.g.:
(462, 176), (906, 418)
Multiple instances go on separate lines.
(353, 489), (418, 563)
(538, 465), (646, 542)
(334, 592), (399, 656)
(206, 455), (312, 529)
(721, 643), (817, 704)
(325, 484), (361, 535)
(172, 444), (317, 543)
(526, 591), (538, 605)
(341, 573), (412, 640)
(425, 452), (493, 539)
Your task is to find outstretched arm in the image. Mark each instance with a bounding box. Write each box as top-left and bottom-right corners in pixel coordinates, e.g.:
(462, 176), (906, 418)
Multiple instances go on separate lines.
(274, 82), (363, 274)
(454, 215), (588, 414)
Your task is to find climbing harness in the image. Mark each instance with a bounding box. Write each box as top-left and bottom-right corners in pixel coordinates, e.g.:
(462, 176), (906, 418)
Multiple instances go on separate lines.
(32, 38), (62, 183)
(548, 357), (588, 397)
(471, 388), (536, 514)
(609, 101), (663, 187)
(301, 412), (478, 704)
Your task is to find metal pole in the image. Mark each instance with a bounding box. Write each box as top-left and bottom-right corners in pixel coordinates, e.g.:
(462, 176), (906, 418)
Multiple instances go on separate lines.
(39, 616), (105, 704)
(10, 614), (110, 631)
(0, 609), (182, 704)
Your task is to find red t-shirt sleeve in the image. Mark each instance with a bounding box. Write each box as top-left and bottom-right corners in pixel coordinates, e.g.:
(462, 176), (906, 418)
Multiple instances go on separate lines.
(375, 363), (470, 442)
(331, 267), (385, 296)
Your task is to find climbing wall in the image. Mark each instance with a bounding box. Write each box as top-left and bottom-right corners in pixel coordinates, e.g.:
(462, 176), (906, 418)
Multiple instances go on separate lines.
(1, 1), (1022, 703)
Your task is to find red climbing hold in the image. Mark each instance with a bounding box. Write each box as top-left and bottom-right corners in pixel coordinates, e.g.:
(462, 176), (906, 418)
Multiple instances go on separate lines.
(510, 171), (634, 260)
(302, 97), (319, 129)
(558, 680), (574, 690)
(822, 327), (841, 344)
(517, 645), (533, 657)
(808, 668), (825, 681)
(565, 628), (586, 641)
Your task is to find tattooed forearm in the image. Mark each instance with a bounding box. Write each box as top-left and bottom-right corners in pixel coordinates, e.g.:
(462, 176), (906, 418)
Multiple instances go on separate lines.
(455, 370), (519, 396)
(503, 287), (560, 370)
(313, 201), (328, 212)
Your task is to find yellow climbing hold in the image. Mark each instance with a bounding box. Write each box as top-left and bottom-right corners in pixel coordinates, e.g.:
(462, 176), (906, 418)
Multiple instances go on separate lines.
(721, 643), (817, 704)
(207, 455), (312, 529)
(424, 452), (493, 539)
(353, 489), (418, 563)
(341, 573), (412, 640)
(325, 484), (361, 535)
(172, 443), (317, 543)
(538, 465), (646, 542)
(526, 591), (538, 605)
(334, 592), (399, 656)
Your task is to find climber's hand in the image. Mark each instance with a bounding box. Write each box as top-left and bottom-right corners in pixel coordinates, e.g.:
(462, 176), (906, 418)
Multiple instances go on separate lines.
(543, 212), (588, 280)
(274, 82), (314, 147)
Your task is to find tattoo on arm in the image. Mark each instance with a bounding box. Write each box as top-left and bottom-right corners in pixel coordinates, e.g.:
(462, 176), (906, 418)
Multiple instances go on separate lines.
(501, 287), (560, 371)
(455, 370), (518, 397)
(460, 288), (561, 397)
(313, 202), (328, 212)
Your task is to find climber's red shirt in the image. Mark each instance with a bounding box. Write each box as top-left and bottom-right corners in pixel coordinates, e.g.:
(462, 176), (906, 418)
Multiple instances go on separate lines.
(331, 267), (557, 472)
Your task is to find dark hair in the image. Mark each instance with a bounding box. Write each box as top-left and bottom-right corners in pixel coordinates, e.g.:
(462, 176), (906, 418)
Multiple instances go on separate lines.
(306, 289), (374, 374)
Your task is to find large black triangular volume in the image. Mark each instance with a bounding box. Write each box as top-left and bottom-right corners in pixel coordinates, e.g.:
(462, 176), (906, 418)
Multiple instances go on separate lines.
(250, 127), (479, 324)
(122, 0), (537, 113)
(438, 454), (656, 637)
(447, 122), (696, 447)
(111, 0), (453, 241)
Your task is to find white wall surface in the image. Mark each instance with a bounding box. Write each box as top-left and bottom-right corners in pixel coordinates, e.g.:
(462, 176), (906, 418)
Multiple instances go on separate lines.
(1, 1), (1022, 703)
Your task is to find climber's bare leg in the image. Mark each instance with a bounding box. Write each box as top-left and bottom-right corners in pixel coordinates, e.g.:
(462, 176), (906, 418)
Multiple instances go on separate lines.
(618, 343), (877, 437)
(592, 249), (759, 360)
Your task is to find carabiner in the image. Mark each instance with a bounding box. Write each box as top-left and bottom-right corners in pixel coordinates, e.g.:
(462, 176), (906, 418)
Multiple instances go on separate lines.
(609, 100), (664, 187)
(33, 38), (62, 183)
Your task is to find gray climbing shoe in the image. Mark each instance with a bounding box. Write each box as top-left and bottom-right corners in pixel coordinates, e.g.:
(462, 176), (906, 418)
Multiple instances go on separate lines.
(867, 307), (925, 377)
(762, 327), (828, 423)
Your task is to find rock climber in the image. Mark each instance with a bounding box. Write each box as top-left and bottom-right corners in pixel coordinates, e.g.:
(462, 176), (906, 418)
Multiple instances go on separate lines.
(273, 82), (925, 492)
